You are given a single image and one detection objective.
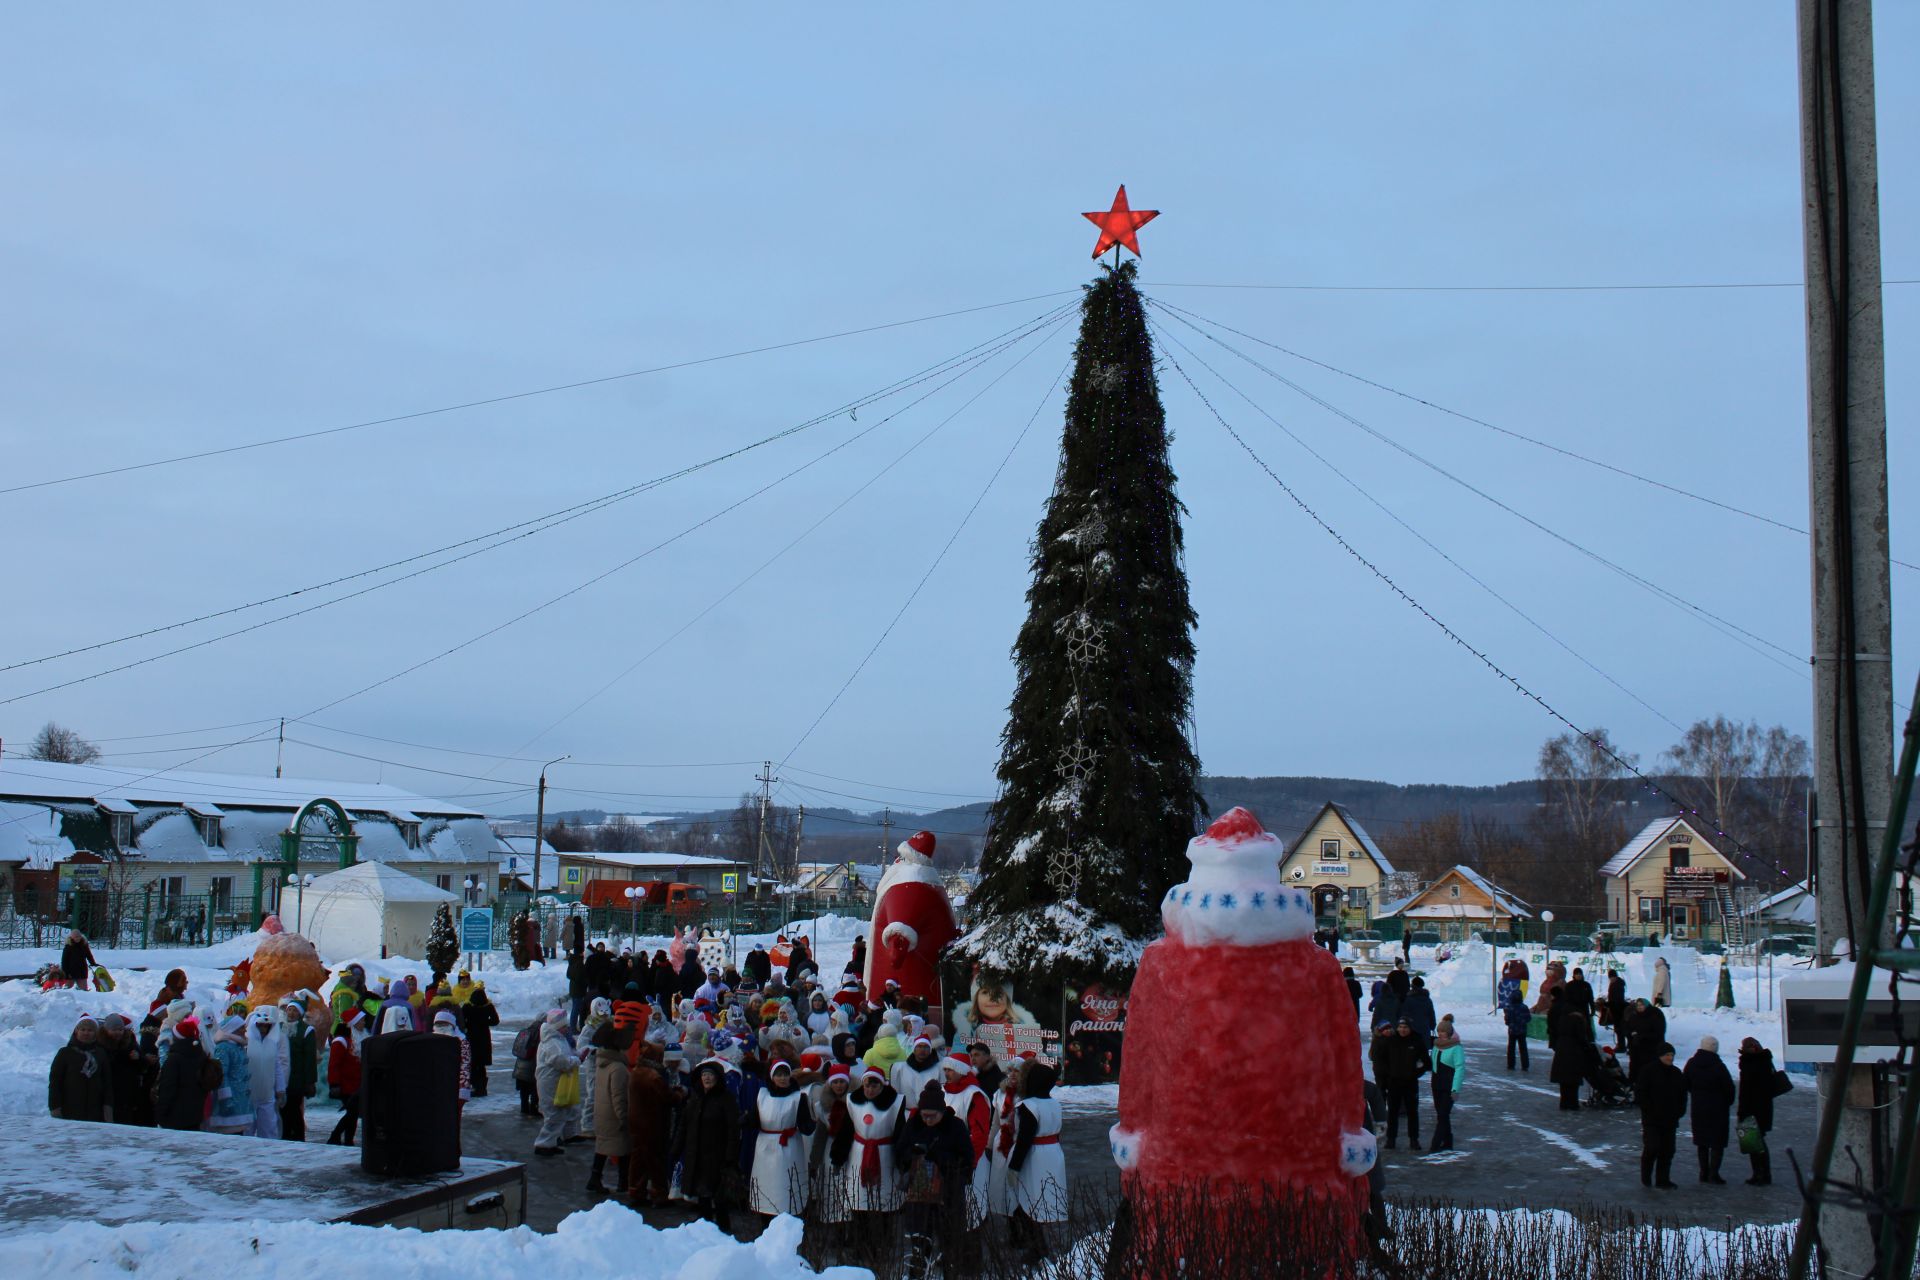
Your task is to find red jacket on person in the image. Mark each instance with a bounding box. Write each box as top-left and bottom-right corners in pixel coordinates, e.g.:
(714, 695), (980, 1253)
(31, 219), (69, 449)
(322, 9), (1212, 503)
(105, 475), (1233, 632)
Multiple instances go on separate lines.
(328, 1034), (362, 1097)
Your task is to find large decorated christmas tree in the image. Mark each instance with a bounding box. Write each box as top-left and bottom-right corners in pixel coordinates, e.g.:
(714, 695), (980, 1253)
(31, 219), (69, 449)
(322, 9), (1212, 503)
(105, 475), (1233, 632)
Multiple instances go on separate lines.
(957, 207), (1204, 985)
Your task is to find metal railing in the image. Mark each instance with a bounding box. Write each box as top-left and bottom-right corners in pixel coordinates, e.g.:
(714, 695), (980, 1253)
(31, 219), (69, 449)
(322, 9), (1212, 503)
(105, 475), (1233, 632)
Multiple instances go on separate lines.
(1, 888), (256, 950)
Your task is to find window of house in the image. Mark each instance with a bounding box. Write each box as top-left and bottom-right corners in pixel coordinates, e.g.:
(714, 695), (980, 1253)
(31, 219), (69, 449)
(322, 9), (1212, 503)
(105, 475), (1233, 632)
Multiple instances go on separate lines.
(1344, 886), (1369, 910)
(1448, 884), (1461, 898)
(108, 813), (132, 848)
(209, 876), (232, 913)
(1639, 897), (1664, 922)
(435, 874), (452, 891)
(1669, 846), (1691, 869)
(1320, 839), (1340, 859)
(157, 876), (184, 905)
(401, 822), (422, 850)
(195, 814), (222, 846)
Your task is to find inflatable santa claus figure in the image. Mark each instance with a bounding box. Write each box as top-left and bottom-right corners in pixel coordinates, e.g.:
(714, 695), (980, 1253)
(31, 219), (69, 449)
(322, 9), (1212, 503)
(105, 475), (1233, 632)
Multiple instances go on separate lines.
(1110, 807), (1373, 1264)
(864, 830), (958, 1007)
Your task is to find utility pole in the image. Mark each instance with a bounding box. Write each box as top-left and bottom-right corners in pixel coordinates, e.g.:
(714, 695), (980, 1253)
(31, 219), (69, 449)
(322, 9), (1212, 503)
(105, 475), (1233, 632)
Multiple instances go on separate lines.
(880, 807), (893, 860)
(1794, 3), (1893, 1275)
(533, 755), (569, 916)
(754, 761), (776, 898)
(788, 804), (806, 930)
(275, 718), (285, 779)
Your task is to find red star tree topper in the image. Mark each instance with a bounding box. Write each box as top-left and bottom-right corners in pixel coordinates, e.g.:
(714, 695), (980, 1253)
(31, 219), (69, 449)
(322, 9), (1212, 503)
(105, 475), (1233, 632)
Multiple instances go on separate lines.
(1082, 184), (1159, 258)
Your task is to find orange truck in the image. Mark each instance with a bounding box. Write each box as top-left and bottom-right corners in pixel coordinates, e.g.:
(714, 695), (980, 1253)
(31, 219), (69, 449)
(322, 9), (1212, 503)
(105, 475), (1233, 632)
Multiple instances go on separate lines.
(580, 879), (710, 919)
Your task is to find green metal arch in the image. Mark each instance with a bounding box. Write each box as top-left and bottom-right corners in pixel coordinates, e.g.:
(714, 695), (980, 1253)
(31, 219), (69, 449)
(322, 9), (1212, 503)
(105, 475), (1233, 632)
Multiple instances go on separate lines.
(255, 796), (362, 925)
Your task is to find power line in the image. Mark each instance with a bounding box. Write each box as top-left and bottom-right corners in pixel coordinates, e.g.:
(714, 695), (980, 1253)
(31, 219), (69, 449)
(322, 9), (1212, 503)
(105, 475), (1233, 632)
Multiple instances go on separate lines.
(84, 719), (282, 744)
(1149, 296), (1919, 572)
(781, 764), (993, 802)
(1157, 343), (1799, 884)
(1145, 297), (1811, 679)
(1146, 277), (1920, 294)
(2, 303), (1076, 680)
(780, 350), (1072, 769)
(492, 317), (1076, 769)
(1148, 316), (1686, 734)
(291, 721), (758, 770)
(0, 289), (1081, 497)
(291, 311), (1071, 728)
(1, 307), (1073, 708)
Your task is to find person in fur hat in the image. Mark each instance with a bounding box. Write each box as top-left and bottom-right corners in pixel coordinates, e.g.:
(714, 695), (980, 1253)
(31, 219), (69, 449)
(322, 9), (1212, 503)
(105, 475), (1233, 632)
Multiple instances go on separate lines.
(48, 1014), (113, 1122)
(675, 1058), (742, 1229)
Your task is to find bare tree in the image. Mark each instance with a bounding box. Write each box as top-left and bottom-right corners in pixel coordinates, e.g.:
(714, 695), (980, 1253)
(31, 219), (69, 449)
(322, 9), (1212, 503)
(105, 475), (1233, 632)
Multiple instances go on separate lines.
(544, 819), (589, 853)
(1663, 716), (1761, 824)
(1536, 727), (1637, 842)
(26, 721), (101, 764)
(1756, 725), (1812, 828)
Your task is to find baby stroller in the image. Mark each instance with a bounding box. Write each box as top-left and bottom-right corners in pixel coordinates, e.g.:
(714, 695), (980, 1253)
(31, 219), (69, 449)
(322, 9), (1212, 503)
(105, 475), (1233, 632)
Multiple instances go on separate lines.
(1585, 1045), (1635, 1108)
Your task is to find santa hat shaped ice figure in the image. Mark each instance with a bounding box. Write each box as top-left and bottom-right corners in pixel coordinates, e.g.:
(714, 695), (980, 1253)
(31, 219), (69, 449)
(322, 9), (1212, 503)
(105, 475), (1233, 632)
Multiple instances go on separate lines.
(1109, 807), (1373, 1256)
(863, 830), (958, 1007)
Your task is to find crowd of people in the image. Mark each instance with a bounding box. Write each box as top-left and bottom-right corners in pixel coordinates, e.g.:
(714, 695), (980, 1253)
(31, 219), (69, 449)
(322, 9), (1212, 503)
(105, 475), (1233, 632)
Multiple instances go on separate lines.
(1345, 954), (1787, 1195)
(507, 937), (1069, 1272)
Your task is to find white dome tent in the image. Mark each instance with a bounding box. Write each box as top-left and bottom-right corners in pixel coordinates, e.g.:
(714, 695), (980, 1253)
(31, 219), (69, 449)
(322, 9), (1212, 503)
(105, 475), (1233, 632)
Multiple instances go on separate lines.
(301, 859), (460, 963)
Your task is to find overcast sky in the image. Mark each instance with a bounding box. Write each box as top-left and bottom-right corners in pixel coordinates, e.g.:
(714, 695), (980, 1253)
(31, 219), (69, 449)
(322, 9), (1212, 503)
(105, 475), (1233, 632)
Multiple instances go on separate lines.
(2, 6), (1913, 817)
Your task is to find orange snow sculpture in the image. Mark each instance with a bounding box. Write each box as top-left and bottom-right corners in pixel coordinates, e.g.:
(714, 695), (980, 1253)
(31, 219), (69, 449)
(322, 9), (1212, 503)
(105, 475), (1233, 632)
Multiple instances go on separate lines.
(248, 929), (331, 1012)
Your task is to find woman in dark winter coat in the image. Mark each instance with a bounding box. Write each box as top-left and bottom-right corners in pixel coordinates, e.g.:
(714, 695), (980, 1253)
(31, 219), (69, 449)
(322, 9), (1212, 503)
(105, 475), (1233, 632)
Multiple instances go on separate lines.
(97, 1014), (145, 1125)
(135, 1012), (165, 1125)
(49, 1015), (114, 1121)
(627, 1042), (678, 1207)
(675, 1060), (742, 1229)
(1625, 999), (1667, 1085)
(678, 952), (705, 1000)
(1548, 1000), (1596, 1111)
(463, 987), (499, 1097)
(1736, 1036), (1780, 1186)
(846, 936), (866, 980)
(1605, 972), (1629, 1049)
(59, 930), (97, 989)
(1637, 1043), (1688, 1189)
(154, 1018), (210, 1131)
(1683, 1035), (1736, 1184)
(897, 1082), (977, 1276)
(649, 952), (676, 997)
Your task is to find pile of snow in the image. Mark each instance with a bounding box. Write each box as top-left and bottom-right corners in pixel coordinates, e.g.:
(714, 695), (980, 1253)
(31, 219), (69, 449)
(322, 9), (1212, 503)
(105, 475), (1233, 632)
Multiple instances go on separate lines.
(0, 1202), (871, 1280)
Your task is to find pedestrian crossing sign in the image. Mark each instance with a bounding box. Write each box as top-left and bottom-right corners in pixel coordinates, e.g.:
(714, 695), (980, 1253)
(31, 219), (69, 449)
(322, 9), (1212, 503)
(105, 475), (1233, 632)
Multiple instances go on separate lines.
(722, 872), (739, 894)
(562, 866), (582, 887)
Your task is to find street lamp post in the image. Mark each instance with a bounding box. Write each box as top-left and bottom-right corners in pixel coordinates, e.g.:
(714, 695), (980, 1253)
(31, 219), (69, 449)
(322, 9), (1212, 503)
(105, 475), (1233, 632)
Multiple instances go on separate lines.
(532, 754), (570, 937)
(625, 886), (641, 949)
(285, 872), (316, 933)
(1542, 909), (1556, 970)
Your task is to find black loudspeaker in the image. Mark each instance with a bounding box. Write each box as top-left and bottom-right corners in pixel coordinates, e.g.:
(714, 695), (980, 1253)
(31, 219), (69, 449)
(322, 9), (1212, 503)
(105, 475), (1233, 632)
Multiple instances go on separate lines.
(360, 1030), (461, 1176)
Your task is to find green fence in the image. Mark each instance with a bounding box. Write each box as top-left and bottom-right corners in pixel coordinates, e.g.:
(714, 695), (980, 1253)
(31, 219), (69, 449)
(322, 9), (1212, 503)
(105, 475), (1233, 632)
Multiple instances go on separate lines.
(1, 888), (256, 951)
(488, 895), (832, 954)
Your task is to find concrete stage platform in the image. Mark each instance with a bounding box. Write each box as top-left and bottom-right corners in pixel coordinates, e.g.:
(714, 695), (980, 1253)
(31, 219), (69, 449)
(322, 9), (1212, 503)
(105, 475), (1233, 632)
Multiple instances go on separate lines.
(1, 1117), (526, 1235)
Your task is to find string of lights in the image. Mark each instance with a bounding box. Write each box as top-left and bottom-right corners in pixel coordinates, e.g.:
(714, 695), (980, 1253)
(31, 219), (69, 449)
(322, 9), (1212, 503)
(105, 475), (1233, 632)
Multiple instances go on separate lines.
(2, 301), (1078, 682)
(779, 350), (1074, 770)
(1157, 343), (1803, 885)
(1148, 296), (1919, 572)
(0, 288), (1082, 498)
(1, 308), (1071, 712)
(1147, 314), (1686, 733)
(1144, 296), (1811, 680)
(0, 310), (1075, 832)
(481, 317), (1076, 775)
(1146, 277), (1920, 294)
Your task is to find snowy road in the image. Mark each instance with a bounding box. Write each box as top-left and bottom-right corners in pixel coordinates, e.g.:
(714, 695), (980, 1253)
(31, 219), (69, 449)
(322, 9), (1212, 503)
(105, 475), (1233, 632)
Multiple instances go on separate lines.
(1371, 1034), (1812, 1226)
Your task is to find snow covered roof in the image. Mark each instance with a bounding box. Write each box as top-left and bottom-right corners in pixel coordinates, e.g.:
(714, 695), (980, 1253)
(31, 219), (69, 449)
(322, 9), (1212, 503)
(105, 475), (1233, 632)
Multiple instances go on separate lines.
(1597, 815), (1741, 880)
(1376, 865), (1532, 920)
(0, 800), (77, 869)
(306, 859), (460, 904)
(0, 758), (484, 819)
(562, 850), (742, 871)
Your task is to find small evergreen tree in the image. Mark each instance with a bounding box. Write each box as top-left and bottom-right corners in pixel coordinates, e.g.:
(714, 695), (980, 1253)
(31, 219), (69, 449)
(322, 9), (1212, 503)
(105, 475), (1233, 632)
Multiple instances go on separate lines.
(956, 262), (1203, 984)
(1715, 962), (1735, 1010)
(427, 902), (459, 983)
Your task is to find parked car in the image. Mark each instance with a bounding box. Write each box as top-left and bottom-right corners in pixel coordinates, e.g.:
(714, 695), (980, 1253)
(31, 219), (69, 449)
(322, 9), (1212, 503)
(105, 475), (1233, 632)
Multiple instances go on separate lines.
(1610, 936), (1647, 952)
(1758, 936), (1807, 956)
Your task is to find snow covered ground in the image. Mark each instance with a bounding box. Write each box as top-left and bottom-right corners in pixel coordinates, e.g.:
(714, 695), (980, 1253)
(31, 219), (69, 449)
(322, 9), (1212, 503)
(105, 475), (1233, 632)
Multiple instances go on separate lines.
(0, 1202), (872, 1280)
(1369, 938), (1791, 1063)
